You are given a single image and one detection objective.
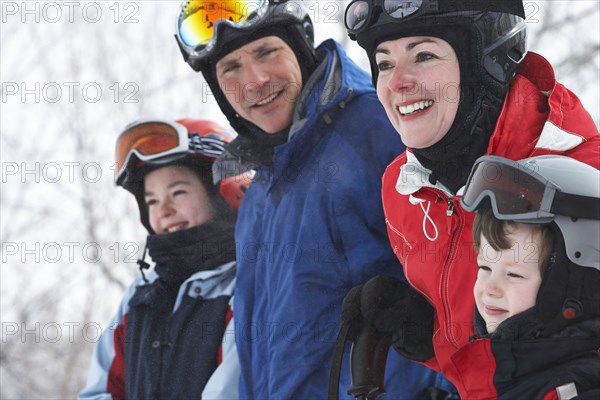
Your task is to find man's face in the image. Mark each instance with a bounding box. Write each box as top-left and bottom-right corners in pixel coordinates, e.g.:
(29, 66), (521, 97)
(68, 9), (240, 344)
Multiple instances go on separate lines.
(216, 36), (303, 134)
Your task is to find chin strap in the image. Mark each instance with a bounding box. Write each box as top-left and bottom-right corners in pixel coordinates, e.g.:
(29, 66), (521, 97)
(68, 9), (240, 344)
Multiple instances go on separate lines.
(540, 264), (600, 337)
(137, 241), (150, 283)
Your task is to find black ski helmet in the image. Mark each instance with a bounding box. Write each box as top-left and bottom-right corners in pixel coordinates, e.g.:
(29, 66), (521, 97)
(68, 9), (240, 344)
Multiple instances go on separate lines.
(115, 118), (250, 233)
(462, 155), (600, 335)
(345, 0), (527, 88)
(345, 1), (529, 193)
(174, 0), (317, 139)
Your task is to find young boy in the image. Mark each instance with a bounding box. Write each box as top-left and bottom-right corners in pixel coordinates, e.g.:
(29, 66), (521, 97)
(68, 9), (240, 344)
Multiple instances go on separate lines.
(462, 155), (600, 399)
(79, 119), (247, 399)
(472, 209), (553, 334)
(337, 154), (599, 399)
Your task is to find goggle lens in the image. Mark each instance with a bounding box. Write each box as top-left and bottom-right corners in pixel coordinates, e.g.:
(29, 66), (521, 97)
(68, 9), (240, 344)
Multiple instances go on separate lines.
(115, 122), (185, 181)
(462, 159), (547, 216)
(345, 1), (370, 31)
(345, 0), (425, 33)
(384, 0), (423, 18)
(178, 0), (265, 48)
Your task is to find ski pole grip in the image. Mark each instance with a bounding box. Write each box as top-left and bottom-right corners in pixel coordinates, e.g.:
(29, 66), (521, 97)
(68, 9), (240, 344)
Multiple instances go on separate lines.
(347, 323), (392, 400)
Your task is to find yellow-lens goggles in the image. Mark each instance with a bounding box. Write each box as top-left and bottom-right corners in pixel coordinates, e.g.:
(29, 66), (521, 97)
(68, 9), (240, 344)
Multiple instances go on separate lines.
(178, 0), (266, 49)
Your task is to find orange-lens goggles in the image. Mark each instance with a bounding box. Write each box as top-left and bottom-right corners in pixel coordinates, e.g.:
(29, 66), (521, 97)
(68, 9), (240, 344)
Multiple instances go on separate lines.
(115, 121), (188, 184)
(177, 0), (265, 49)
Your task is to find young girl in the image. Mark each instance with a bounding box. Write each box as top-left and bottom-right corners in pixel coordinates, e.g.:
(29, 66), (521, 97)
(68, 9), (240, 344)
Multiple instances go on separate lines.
(79, 118), (247, 399)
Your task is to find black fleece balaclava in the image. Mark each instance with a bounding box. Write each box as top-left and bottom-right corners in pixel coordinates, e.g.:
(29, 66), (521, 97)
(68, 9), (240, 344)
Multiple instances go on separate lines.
(366, 19), (509, 193)
(407, 23), (508, 193)
(356, 5), (525, 192)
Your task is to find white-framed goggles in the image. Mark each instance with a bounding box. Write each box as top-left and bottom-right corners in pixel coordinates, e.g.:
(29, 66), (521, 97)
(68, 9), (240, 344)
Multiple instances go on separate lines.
(115, 118), (229, 188)
(461, 155), (600, 223)
(115, 120), (190, 186)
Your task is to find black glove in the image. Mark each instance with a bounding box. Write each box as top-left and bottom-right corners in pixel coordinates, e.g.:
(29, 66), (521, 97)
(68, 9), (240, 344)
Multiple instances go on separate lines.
(341, 284), (364, 340)
(331, 276), (437, 400)
(360, 275), (435, 362)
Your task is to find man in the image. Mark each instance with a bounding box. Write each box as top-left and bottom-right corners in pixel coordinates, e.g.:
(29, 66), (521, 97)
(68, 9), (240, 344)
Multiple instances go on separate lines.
(174, 1), (455, 398)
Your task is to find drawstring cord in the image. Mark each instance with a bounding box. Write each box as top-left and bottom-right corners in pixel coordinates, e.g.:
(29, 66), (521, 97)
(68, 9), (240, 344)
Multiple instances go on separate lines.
(419, 201), (439, 242)
(409, 195), (439, 242)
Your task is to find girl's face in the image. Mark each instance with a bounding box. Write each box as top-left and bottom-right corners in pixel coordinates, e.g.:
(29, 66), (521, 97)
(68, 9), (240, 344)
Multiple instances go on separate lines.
(144, 165), (215, 234)
(474, 224), (544, 333)
(375, 36), (460, 149)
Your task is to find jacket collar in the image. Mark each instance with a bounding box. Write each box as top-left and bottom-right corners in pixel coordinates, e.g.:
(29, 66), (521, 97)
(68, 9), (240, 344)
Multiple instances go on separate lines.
(396, 151), (456, 198)
(289, 39), (372, 139)
(267, 40), (375, 180)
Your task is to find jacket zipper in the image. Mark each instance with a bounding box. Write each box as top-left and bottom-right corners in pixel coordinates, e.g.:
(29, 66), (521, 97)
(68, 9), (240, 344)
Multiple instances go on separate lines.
(431, 190), (462, 348)
(405, 187), (464, 347)
(446, 198), (454, 217)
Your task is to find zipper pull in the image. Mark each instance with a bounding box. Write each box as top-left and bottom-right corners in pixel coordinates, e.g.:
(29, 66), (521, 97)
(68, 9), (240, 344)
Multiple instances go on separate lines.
(446, 199), (454, 217)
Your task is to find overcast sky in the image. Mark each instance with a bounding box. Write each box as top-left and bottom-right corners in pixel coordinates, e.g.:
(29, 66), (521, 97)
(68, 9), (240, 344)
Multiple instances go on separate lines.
(1, 1), (598, 397)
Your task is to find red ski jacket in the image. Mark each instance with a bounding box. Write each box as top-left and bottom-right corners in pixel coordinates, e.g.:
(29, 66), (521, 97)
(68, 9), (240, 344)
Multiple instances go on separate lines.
(382, 52), (600, 399)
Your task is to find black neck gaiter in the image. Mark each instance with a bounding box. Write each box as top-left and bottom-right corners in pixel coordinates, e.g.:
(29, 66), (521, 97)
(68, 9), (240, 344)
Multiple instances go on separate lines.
(147, 221), (236, 286)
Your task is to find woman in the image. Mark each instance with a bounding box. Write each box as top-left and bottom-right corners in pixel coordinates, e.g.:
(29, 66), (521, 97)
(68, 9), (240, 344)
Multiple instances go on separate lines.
(343, 0), (600, 398)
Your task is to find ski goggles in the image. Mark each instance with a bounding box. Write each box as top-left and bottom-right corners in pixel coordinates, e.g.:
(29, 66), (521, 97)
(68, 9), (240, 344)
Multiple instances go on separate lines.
(345, 0), (436, 35)
(344, 0), (525, 36)
(175, 0), (269, 61)
(115, 120), (190, 185)
(461, 156), (599, 222)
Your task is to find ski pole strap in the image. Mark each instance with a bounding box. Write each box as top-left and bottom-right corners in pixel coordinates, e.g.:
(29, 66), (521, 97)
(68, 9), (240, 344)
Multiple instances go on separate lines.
(328, 322), (350, 400)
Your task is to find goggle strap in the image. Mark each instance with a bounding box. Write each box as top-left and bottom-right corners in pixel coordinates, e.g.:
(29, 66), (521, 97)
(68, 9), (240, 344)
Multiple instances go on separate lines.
(189, 134), (226, 157)
(551, 192), (600, 220)
(438, 0), (525, 18)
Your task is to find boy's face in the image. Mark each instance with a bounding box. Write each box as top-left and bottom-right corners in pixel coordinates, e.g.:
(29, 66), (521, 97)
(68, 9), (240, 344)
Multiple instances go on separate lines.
(474, 223), (544, 333)
(215, 36), (302, 134)
(144, 165), (215, 234)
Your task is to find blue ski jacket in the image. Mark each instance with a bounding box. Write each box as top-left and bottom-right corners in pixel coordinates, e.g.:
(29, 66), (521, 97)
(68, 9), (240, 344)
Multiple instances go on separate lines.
(79, 261), (238, 399)
(233, 40), (455, 400)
